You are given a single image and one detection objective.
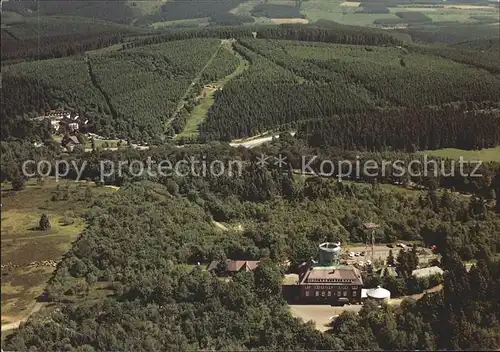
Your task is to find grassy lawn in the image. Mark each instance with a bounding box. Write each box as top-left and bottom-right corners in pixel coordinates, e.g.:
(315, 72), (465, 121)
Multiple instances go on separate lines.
(85, 138), (123, 149)
(421, 146), (500, 162)
(1, 178), (115, 323)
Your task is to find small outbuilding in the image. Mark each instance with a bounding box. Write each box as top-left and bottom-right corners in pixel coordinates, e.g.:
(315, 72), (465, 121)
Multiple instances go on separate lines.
(366, 285), (391, 301)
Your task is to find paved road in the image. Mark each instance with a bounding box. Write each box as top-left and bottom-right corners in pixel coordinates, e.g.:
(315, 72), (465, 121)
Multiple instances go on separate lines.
(84, 132), (296, 153)
(229, 132), (296, 149)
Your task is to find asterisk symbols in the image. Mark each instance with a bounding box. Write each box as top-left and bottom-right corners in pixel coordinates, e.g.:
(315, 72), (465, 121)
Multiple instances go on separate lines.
(274, 154), (288, 168)
(256, 153), (270, 167)
(255, 154), (287, 168)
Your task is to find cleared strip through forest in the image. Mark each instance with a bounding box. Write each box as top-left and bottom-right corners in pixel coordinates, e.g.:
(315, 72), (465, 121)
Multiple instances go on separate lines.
(166, 40), (225, 130)
(85, 56), (118, 121)
(177, 40), (250, 138)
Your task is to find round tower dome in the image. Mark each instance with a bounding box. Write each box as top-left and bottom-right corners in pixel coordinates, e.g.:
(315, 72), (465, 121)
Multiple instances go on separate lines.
(318, 242), (341, 266)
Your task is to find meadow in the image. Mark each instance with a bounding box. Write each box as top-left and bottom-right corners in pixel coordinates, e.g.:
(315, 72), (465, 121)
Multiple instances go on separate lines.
(299, 0), (499, 27)
(422, 146), (500, 162)
(1, 178), (114, 325)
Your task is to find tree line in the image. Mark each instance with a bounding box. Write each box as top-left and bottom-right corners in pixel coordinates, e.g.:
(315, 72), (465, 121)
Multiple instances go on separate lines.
(296, 105), (500, 151)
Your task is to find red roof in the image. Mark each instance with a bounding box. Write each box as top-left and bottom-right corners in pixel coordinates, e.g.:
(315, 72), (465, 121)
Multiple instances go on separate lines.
(207, 260), (260, 272)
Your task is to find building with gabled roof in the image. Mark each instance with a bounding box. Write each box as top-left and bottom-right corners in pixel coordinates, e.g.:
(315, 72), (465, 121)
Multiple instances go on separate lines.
(283, 242), (363, 305)
(207, 259), (260, 275)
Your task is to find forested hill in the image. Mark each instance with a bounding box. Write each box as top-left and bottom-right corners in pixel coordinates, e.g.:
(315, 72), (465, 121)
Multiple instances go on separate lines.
(2, 0), (140, 24)
(3, 28), (499, 145)
(3, 160), (500, 349)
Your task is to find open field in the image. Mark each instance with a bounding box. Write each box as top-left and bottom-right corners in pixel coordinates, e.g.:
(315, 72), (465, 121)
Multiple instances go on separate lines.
(1, 11), (26, 27)
(302, 0), (499, 26)
(151, 17), (210, 29)
(389, 6), (499, 23)
(421, 146), (500, 162)
(1, 178), (114, 325)
(230, 0), (261, 16)
(127, 0), (167, 15)
(272, 18), (309, 24)
(341, 2), (361, 7)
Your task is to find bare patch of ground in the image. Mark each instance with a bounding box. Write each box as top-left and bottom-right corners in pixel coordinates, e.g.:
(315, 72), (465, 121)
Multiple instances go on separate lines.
(290, 304), (362, 331)
(443, 4), (498, 10)
(271, 18), (309, 24)
(341, 1), (361, 7)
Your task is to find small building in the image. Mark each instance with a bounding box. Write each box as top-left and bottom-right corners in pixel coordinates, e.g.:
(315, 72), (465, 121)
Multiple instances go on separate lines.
(366, 286), (391, 301)
(207, 259), (260, 276)
(412, 266), (444, 279)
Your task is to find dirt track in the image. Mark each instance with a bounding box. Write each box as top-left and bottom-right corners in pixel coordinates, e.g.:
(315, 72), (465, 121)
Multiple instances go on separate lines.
(1, 302), (44, 332)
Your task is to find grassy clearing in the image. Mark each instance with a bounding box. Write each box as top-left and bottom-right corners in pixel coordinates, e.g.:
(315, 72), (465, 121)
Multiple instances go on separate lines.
(151, 17), (209, 29)
(421, 146), (500, 162)
(177, 44), (250, 139)
(1, 11), (25, 27)
(1, 178), (114, 322)
(230, 0), (261, 16)
(86, 43), (124, 56)
(301, 0), (499, 26)
(85, 138), (122, 149)
(389, 6), (499, 23)
(127, 0), (167, 15)
(301, 0), (395, 26)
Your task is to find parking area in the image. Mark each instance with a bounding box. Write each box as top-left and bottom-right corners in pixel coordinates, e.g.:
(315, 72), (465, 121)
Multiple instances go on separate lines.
(289, 304), (363, 332)
(342, 244), (437, 266)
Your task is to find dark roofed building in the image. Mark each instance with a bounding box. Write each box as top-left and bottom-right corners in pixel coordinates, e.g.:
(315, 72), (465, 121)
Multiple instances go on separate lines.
(283, 242), (364, 305)
(295, 265), (363, 304)
(207, 259), (260, 275)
